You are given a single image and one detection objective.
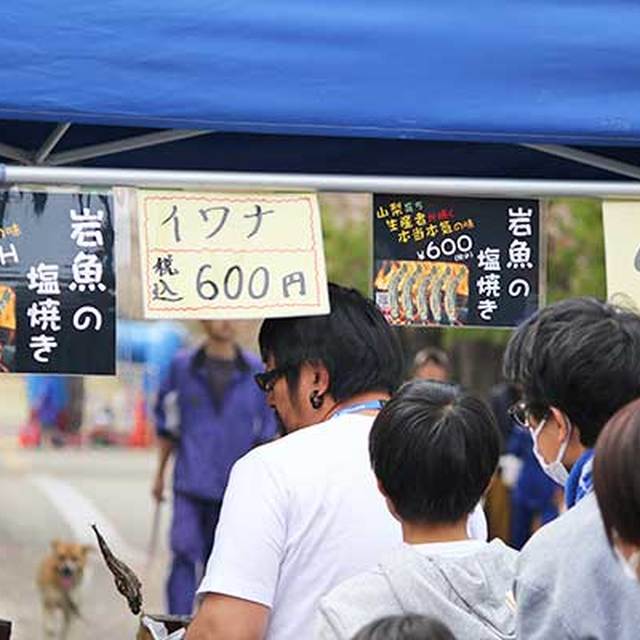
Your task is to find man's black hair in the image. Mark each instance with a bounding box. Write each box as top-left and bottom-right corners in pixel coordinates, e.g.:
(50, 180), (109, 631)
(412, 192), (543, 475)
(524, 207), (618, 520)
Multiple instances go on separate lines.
(352, 614), (456, 640)
(503, 297), (640, 447)
(258, 283), (404, 402)
(369, 380), (500, 524)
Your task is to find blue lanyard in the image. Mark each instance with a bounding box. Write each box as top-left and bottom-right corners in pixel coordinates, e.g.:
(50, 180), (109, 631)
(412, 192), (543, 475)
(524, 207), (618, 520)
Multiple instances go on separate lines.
(332, 400), (385, 419)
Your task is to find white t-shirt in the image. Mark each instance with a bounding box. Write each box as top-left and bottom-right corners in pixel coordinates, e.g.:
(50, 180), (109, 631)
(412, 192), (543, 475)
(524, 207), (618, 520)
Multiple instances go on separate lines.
(197, 413), (487, 640)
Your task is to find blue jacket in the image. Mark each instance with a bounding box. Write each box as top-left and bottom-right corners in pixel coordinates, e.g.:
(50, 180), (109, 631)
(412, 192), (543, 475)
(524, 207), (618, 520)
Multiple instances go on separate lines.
(564, 448), (594, 509)
(154, 346), (277, 500)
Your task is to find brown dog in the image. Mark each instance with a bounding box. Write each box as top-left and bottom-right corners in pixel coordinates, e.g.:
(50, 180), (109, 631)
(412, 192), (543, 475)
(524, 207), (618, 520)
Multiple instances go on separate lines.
(37, 540), (92, 640)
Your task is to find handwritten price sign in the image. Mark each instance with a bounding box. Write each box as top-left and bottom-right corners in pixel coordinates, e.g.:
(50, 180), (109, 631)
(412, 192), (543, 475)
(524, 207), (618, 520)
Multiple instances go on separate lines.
(138, 191), (330, 319)
(603, 201), (640, 309)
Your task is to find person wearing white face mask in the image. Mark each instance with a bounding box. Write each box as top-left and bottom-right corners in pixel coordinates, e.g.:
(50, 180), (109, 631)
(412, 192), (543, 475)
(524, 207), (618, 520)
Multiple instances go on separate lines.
(503, 297), (640, 640)
(508, 402), (593, 508)
(529, 413), (573, 485)
(594, 398), (640, 584)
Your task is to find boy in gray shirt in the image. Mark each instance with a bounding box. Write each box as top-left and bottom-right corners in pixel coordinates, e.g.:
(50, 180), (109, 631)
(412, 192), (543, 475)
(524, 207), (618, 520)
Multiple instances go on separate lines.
(503, 298), (640, 639)
(317, 381), (516, 640)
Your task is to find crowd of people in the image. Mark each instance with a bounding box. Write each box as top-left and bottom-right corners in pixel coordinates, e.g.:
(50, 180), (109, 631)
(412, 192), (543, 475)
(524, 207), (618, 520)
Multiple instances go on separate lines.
(154, 284), (640, 639)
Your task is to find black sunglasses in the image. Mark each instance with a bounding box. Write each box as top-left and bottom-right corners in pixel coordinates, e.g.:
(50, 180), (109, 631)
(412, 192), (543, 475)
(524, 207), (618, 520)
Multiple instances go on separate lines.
(254, 366), (289, 393)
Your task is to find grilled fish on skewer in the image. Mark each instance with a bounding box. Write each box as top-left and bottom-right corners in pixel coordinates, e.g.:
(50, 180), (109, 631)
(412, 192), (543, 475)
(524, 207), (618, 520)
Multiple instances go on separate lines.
(401, 267), (419, 323)
(428, 267), (449, 324)
(91, 524), (143, 615)
(417, 266), (437, 322)
(388, 263), (407, 321)
(444, 268), (465, 325)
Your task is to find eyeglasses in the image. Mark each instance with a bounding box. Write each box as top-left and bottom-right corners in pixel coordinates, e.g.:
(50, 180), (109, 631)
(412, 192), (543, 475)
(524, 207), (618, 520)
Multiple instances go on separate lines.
(508, 401), (533, 430)
(254, 366), (288, 393)
(508, 401), (549, 431)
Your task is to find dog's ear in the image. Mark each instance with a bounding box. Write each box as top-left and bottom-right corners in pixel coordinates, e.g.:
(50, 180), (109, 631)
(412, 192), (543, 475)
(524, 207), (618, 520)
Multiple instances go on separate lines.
(81, 544), (95, 557)
(51, 539), (62, 553)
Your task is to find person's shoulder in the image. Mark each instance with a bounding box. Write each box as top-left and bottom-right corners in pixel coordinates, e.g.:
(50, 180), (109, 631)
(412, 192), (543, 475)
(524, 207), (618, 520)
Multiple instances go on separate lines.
(318, 566), (394, 640)
(226, 425), (343, 499)
(284, 414), (373, 454)
(320, 565), (389, 614)
(481, 539), (519, 580)
(230, 427), (316, 474)
(515, 493), (640, 637)
(246, 418), (339, 461)
(488, 537), (519, 561)
(238, 349), (262, 372)
(519, 493), (599, 574)
(171, 345), (198, 368)
(162, 347), (198, 381)
(526, 493), (597, 546)
(238, 414), (372, 473)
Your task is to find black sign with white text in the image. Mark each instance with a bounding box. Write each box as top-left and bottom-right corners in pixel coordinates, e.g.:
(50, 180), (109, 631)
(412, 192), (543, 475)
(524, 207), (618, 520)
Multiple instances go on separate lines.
(373, 194), (540, 328)
(0, 190), (115, 374)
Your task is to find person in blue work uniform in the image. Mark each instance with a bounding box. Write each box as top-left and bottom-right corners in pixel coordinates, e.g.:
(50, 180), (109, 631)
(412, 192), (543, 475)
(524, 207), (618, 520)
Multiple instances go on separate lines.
(152, 320), (277, 615)
(31, 376), (69, 446)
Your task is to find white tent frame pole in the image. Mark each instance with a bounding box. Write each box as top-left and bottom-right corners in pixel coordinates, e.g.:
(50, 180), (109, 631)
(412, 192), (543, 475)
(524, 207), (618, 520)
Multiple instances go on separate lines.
(2, 164), (640, 198)
(34, 123), (72, 165)
(0, 144), (32, 165)
(46, 129), (213, 166)
(522, 144), (640, 180)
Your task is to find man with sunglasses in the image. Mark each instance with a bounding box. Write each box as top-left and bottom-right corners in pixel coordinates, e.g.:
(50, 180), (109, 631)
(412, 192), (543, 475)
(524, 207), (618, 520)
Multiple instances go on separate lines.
(153, 320), (276, 616)
(186, 284), (488, 640)
(503, 297), (640, 639)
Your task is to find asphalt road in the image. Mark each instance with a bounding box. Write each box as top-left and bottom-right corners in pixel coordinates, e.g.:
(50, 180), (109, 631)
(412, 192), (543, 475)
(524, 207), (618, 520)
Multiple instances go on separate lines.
(0, 444), (172, 640)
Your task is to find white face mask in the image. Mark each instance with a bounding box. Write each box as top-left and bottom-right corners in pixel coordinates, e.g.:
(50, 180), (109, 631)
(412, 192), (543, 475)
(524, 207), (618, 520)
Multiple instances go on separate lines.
(614, 545), (640, 582)
(530, 416), (571, 486)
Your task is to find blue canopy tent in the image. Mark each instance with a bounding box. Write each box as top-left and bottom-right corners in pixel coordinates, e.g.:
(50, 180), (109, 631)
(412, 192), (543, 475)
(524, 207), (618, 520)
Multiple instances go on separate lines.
(1, 1), (640, 194)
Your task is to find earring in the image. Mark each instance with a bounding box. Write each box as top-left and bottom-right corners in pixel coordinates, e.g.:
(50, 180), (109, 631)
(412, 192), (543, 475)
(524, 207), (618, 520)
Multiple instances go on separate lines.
(310, 390), (324, 410)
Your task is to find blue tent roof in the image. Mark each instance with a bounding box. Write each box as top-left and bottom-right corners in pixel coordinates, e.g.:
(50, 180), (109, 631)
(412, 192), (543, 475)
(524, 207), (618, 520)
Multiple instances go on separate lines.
(2, 1), (640, 178)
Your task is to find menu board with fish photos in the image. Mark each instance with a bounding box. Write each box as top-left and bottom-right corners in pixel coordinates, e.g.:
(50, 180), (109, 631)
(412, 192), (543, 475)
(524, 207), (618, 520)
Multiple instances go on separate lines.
(373, 194), (540, 328)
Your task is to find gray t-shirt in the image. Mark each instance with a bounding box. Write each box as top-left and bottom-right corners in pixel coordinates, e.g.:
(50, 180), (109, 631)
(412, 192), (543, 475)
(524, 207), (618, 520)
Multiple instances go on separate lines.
(515, 492), (640, 639)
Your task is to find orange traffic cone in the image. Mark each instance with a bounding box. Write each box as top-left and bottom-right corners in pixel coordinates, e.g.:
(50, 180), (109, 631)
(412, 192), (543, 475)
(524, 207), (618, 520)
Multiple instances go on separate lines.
(128, 393), (153, 448)
(19, 410), (41, 448)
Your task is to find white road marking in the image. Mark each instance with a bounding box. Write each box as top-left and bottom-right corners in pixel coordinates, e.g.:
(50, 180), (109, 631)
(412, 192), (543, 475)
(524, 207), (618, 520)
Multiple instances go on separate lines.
(30, 473), (143, 563)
